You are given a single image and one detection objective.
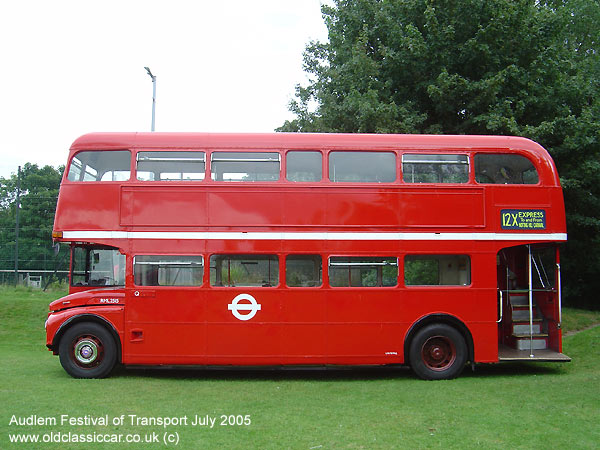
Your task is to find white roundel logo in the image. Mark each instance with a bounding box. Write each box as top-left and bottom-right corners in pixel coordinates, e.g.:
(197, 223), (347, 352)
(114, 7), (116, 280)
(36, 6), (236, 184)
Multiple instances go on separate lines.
(228, 294), (262, 321)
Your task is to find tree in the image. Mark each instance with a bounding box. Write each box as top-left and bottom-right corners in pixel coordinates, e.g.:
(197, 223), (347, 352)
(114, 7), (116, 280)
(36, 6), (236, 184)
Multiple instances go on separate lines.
(280, 0), (600, 308)
(0, 164), (68, 282)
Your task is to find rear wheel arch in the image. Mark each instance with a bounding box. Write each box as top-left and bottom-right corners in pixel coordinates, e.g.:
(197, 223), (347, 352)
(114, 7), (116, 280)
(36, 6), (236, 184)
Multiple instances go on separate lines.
(404, 314), (474, 379)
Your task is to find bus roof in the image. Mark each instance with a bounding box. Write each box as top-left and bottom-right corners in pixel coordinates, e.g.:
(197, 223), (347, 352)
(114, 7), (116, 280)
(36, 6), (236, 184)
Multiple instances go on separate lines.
(71, 132), (549, 155)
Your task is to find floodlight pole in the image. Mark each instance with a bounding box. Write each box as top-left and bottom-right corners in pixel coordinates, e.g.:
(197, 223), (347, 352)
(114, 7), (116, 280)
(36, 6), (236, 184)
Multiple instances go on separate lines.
(144, 67), (156, 131)
(14, 166), (21, 286)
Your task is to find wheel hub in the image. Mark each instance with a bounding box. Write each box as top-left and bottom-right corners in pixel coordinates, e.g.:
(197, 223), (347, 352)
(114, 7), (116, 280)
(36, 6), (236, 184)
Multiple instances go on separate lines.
(421, 336), (456, 371)
(429, 346), (444, 360)
(74, 338), (99, 365)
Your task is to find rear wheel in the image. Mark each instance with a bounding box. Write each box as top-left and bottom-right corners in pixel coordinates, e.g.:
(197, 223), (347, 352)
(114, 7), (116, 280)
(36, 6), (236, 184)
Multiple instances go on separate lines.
(58, 322), (117, 378)
(409, 324), (467, 380)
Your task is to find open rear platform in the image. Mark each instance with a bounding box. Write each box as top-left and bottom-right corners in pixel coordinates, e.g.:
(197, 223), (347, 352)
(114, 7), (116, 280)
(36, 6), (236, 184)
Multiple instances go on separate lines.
(498, 345), (571, 362)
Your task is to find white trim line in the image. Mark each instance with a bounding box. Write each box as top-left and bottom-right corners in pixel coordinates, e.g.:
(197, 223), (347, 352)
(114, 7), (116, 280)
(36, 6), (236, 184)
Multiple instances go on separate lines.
(62, 230), (567, 242)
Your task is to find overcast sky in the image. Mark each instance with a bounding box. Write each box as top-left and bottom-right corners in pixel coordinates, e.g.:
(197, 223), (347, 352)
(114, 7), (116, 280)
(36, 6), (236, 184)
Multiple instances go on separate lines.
(0, 0), (329, 178)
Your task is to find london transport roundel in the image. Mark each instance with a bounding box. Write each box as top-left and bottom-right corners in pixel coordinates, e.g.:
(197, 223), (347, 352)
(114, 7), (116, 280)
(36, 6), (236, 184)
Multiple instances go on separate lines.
(227, 294), (262, 321)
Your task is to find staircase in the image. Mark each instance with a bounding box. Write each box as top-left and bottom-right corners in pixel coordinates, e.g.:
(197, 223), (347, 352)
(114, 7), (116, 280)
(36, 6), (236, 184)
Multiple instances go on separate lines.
(508, 292), (548, 351)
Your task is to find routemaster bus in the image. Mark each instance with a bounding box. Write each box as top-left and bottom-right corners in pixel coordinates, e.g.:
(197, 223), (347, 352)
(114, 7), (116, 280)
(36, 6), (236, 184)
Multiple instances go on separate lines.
(45, 132), (570, 380)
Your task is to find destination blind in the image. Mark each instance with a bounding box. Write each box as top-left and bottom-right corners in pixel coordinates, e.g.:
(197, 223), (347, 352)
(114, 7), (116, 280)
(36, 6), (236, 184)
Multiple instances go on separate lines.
(501, 209), (546, 230)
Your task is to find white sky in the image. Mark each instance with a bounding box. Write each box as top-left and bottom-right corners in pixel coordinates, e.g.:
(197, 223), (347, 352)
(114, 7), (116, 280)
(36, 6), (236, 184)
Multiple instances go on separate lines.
(0, 0), (329, 178)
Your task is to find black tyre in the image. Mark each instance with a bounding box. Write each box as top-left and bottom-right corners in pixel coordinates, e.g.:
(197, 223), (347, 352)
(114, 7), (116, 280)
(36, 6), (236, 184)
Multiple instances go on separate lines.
(409, 323), (467, 380)
(58, 322), (117, 378)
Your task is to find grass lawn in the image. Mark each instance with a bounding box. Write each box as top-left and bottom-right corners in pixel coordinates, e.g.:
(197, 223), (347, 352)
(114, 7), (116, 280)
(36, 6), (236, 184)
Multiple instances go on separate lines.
(1, 287), (598, 449)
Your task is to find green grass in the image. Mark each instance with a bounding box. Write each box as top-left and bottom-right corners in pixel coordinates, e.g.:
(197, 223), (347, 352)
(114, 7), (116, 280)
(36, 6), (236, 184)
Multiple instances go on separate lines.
(1, 287), (598, 449)
(562, 307), (600, 333)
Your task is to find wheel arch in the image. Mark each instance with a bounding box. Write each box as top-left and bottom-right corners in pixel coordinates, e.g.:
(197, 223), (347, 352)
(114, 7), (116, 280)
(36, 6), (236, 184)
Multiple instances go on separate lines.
(404, 314), (474, 364)
(52, 314), (122, 363)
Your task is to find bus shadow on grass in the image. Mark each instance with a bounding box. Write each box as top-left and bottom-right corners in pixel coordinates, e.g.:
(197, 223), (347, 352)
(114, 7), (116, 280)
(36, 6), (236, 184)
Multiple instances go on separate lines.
(462, 362), (566, 379)
(116, 365), (412, 382)
(110, 362), (565, 382)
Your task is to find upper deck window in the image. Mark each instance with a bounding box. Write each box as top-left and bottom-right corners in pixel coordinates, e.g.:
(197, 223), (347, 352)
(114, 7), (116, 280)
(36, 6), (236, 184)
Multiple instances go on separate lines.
(286, 151), (322, 182)
(211, 152), (280, 182)
(67, 150), (131, 182)
(329, 152), (396, 182)
(136, 151), (205, 181)
(402, 154), (469, 183)
(474, 154), (539, 184)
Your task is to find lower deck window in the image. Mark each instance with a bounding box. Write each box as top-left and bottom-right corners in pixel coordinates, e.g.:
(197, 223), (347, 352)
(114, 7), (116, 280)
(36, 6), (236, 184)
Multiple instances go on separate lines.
(286, 255), (322, 287)
(329, 257), (398, 287)
(134, 255), (203, 286)
(71, 246), (125, 286)
(210, 255), (279, 287)
(404, 255), (471, 285)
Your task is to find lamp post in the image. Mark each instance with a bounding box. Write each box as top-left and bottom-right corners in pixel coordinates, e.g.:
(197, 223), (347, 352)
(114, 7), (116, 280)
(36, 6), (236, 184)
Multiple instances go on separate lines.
(144, 67), (156, 132)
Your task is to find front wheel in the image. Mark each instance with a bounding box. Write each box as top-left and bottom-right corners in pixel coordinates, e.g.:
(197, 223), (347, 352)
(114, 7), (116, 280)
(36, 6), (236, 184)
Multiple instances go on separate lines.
(409, 324), (467, 380)
(58, 322), (117, 378)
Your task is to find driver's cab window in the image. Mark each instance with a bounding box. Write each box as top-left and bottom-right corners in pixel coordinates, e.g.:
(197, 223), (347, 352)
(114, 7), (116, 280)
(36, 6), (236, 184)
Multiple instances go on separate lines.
(71, 246), (125, 287)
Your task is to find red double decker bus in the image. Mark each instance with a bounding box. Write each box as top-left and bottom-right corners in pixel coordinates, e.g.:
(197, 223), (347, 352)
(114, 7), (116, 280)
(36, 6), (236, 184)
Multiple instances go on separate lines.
(45, 132), (569, 380)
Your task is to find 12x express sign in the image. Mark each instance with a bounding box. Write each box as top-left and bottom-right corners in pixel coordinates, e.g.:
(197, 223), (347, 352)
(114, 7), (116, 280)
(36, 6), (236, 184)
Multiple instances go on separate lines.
(501, 209), (546, 230)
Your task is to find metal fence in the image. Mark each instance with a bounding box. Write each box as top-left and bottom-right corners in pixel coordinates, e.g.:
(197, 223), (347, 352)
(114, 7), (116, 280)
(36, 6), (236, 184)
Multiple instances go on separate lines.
(0, 270), (69, 288)
(0, 235), (70, 288)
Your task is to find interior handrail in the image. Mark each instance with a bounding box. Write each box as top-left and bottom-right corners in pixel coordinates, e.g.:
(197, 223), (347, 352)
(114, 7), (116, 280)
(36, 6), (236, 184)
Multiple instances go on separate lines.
(497, 289), (503, 323)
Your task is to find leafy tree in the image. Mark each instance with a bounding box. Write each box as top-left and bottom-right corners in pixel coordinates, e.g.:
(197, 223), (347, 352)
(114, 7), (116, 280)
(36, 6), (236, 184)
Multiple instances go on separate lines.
(0, 164), (68, 282)
(280, 0), (600, 308)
